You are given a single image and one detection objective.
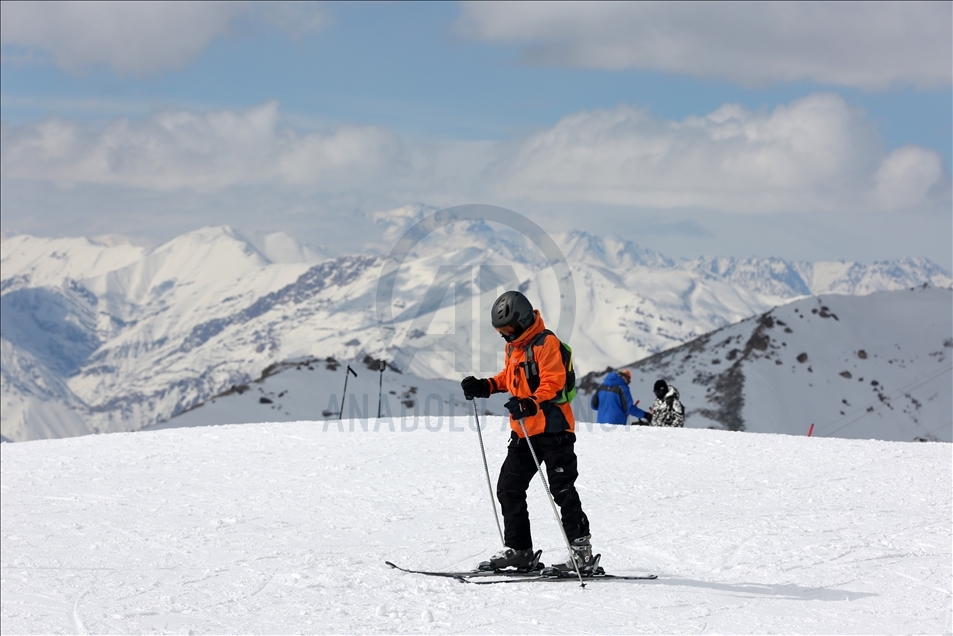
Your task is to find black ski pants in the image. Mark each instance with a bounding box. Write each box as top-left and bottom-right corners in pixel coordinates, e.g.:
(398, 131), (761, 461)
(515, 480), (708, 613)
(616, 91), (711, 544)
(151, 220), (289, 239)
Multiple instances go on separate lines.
(497, 431), (590, 551)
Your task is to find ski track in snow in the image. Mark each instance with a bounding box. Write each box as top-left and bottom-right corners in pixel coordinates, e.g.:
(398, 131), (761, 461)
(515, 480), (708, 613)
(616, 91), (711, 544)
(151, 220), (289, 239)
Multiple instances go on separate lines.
(1, 418), (950, 634)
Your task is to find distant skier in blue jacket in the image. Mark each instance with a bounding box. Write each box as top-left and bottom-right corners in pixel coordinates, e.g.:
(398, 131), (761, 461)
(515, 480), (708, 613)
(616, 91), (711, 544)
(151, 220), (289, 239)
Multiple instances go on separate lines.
(590, 369), (647, 425)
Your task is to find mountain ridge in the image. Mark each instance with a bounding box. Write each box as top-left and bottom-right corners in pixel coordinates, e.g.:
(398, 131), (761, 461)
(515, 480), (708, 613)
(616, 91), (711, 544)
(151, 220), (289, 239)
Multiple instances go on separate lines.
(1, 225), (950, 441)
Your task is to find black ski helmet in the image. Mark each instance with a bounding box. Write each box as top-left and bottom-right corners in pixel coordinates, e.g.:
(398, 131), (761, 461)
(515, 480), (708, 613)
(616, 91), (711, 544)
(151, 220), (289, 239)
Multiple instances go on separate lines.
(491, 291), (536, 333)
(653, 379), (668, 399)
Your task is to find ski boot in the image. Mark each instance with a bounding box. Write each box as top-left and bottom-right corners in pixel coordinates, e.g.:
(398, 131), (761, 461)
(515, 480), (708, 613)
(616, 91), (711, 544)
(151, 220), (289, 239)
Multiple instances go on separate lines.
(540, 535), (603, 577)
(477, 547), (542, 572)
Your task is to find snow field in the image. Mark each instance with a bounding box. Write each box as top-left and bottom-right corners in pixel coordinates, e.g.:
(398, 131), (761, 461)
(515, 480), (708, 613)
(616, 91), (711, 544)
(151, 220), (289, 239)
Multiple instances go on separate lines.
(1, 417), (950, 634)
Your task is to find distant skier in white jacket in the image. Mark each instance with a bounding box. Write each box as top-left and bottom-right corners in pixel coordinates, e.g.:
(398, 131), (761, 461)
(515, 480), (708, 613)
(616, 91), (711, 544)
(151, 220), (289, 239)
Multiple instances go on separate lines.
(644, 380), (684, 428)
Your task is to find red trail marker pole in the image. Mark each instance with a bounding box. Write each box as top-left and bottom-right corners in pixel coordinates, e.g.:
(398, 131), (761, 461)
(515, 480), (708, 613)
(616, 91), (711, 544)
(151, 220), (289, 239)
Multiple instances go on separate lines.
(807, 423), (814, 437)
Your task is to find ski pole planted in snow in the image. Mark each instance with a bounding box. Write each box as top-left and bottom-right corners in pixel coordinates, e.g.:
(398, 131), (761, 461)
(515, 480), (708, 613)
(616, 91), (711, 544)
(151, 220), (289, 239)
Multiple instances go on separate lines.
(517, 418), (586, 587)
(339, 365), (357, 419)
(377, 360), (386, 418)
(808, 423), (814, 437)
(471, 398), (505, 547)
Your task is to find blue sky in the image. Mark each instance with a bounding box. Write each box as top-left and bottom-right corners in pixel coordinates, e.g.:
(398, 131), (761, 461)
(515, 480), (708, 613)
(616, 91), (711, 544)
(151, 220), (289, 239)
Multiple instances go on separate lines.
(1, 1), (951, 265)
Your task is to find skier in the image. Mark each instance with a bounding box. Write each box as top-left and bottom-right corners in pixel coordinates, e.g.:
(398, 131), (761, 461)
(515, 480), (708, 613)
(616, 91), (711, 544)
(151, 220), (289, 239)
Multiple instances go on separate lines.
(590, 369), (647, 425)
(461, 291), (594, 574)
(644, 379), (685, 427)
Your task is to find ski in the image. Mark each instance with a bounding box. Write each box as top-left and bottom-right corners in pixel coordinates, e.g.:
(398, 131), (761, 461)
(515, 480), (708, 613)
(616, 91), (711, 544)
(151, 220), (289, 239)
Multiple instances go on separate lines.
(384, 561), (520, 579)
(460, 572), (658, 585)
(385, 557), (657, 584)
(385, 551), (544, 580)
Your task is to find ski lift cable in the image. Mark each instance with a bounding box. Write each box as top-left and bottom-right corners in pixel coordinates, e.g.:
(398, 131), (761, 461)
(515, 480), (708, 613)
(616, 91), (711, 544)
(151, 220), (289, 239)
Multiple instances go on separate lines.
(815, 362), (952, 435)
(818, 364), (952, 438)
(819, 364), (951, 438)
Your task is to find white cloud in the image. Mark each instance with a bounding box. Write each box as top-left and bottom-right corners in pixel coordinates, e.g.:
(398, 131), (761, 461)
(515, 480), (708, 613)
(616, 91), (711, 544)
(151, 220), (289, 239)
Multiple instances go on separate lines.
(0, 101), (403, 191)
(875, 146), (947, 211)
(0, 1), (326, 75)
(489, 94), (948, 214)
(258, 2), (329, 40)
(458, 1), (952, 90)
(1, 96), (948, 215)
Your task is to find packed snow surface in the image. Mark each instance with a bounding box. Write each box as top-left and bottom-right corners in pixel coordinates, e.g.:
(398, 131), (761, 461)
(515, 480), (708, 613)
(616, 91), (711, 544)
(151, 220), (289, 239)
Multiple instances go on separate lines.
(2, 417), (949, 634)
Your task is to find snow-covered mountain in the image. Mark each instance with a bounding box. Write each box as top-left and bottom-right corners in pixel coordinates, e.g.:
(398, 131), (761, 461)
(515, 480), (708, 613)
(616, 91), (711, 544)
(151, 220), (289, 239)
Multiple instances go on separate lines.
(2, 419), (950, 633)
(579, 287), (952, 443)
(2, 224), (950, 441)
(164, 288), (952, 443)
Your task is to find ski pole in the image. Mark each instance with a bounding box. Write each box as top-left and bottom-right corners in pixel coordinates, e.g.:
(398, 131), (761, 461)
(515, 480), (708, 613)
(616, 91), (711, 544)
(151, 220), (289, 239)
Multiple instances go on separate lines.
(339, 365), (357, 419)
(472, 398), (505, 547)
(377, 360), (386, 418)
(517, 418), (586, 587)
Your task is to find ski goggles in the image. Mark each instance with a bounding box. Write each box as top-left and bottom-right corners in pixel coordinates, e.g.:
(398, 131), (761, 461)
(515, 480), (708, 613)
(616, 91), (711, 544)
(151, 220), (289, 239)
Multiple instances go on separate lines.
(494, 324), (516, 336)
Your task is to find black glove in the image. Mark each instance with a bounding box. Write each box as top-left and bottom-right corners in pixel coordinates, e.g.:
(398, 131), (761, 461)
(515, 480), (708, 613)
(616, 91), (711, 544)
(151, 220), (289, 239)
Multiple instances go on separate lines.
(461, 376), (491, 400)
(504, 396), (538, 419)
(643, 412), (652, 423)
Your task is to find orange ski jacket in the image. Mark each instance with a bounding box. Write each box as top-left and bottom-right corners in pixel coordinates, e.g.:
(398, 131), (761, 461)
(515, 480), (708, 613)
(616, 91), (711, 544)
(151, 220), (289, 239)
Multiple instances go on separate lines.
(488, 311), (575, 438)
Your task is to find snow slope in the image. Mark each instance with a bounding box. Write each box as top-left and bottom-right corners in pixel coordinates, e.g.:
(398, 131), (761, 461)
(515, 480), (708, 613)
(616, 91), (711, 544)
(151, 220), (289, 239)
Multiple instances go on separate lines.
(153, 355), (511, 432)
(1, 420), (949, 634)
(588, 287), (952, 443)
